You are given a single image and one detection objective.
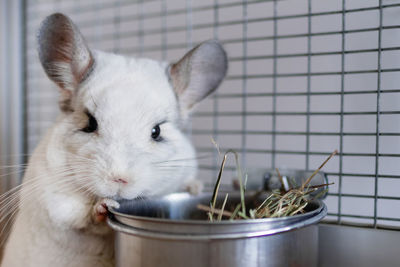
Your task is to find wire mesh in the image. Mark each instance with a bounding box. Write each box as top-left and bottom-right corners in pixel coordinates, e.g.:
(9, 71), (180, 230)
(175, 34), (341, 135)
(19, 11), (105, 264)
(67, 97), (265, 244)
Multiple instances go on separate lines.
(24, 0), (400, 229)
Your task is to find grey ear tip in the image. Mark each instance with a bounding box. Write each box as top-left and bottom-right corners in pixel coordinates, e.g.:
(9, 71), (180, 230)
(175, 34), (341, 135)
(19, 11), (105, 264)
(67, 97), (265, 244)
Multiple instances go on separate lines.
(202, 39), (225, 52)
(38, 12), (70, 50)
(41, 13), (70, 27)
(201, 39), (228, 70)
(47, 12), (69, 21)
(48, 12), (67, 18)
(38, 13), (71, 38)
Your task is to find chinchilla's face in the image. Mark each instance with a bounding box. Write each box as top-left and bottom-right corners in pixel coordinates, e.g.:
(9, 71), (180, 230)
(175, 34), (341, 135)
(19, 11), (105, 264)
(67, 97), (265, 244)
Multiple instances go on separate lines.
(58, 53), (197, 199)
(38, 13), (227, 199)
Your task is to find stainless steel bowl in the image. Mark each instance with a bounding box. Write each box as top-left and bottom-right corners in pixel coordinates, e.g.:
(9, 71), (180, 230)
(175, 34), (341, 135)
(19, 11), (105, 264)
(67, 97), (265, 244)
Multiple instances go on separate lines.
(108, 192), (327, 267)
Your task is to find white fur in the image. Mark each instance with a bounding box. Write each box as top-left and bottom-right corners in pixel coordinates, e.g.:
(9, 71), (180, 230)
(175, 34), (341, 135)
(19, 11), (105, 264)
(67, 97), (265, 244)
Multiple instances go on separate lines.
(1, 51), (199, 267)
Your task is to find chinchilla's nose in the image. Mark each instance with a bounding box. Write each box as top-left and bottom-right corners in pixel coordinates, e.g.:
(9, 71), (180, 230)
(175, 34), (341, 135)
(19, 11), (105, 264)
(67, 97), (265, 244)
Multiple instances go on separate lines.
(112, 176), (128, 184)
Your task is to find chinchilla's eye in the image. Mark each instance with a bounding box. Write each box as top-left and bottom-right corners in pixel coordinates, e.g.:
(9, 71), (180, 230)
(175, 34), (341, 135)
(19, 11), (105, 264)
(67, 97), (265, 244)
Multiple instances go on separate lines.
(81, 112), (98, 133)
(151, 124), (162, 141)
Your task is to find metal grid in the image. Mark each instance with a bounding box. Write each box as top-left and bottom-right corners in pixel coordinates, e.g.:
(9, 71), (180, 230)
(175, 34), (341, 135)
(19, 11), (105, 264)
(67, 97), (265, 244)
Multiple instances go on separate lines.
(24, 0), (400, 229)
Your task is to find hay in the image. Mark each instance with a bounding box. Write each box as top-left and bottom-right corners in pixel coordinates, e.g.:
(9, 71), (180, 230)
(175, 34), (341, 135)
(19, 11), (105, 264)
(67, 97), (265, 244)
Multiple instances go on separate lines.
(200, 150), (337, 221)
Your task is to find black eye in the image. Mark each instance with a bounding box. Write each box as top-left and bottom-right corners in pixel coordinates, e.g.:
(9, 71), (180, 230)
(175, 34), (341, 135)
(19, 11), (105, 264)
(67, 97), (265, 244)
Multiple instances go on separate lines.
(81, 112), (98, 133)
(151, 125), (162, 141)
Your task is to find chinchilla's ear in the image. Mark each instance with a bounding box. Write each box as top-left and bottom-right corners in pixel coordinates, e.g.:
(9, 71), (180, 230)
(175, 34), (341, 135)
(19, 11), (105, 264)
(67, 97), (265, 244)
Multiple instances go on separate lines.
(38, 13), (94, 112)
(169, 40), (227, 118)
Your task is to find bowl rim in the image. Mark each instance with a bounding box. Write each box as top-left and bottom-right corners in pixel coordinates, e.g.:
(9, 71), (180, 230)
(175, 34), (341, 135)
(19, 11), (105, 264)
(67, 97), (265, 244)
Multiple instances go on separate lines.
(109, 192), (326, 226)
(108, 203), (327, 240)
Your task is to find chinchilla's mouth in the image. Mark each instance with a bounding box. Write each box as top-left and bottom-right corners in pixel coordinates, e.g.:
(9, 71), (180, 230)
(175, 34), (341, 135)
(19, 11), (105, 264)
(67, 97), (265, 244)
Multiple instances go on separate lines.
(112, 194), (148, 203)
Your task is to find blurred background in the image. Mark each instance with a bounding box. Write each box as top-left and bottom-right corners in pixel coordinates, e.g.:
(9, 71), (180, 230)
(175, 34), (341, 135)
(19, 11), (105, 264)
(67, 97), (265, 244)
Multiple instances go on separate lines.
(1, 0), (400, 232)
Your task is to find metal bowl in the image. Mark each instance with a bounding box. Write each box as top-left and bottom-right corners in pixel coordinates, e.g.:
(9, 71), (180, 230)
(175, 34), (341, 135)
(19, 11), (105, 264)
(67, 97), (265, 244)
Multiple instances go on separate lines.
(108, 192), (327, 267)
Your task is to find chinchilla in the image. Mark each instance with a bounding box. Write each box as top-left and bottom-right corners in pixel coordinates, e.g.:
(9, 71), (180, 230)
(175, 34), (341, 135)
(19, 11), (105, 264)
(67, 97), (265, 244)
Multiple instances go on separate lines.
(1, 13), (227, 267)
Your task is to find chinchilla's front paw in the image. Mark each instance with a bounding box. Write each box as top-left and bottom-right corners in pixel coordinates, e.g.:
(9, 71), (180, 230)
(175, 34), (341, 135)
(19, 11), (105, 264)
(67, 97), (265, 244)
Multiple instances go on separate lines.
(184, 179), (204, 195)
(92, 198), (120, 224)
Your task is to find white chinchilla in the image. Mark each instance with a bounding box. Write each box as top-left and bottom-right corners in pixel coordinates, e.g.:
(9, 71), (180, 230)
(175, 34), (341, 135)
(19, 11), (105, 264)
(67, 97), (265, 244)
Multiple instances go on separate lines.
(1, 13), (227, 267)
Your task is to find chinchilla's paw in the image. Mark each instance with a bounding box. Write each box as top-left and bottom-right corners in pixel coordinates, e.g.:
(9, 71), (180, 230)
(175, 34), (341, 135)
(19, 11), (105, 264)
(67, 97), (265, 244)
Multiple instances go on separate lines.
(184, 179), (204, 195)
(92, 198), (120, 224)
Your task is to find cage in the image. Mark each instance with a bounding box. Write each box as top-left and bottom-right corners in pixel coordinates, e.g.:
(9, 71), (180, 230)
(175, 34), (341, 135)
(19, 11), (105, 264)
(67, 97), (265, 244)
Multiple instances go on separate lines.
(1, 0), (400, 265)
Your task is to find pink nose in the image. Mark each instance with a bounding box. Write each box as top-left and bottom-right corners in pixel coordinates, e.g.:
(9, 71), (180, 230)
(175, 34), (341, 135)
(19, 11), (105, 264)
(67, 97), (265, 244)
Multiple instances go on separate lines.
(113, 178), (128, 184)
